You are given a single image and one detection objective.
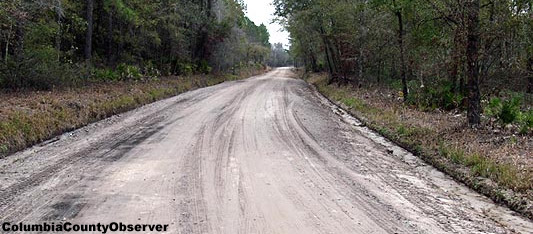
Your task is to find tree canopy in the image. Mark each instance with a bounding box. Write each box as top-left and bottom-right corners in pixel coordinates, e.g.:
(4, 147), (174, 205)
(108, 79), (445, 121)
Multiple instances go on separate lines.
(0, 0), (273, 89)
(275, 0), (533, 125)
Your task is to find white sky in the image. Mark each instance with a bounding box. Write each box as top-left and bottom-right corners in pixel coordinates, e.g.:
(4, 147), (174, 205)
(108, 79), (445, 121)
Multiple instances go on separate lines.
(242, 0), (290, 48)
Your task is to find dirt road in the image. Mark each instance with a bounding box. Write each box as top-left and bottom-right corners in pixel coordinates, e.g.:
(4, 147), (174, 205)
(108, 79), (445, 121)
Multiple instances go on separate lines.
(0, 68), (531, 233)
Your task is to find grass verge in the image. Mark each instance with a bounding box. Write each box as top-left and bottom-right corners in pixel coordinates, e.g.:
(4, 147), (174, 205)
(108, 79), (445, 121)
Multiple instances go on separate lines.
(305, 72), (533, 219)
(0, 67), (268, 158)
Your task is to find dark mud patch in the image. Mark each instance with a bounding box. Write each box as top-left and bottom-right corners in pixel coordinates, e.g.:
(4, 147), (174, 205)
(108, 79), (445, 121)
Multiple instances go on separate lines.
(43, 195), (86, 221)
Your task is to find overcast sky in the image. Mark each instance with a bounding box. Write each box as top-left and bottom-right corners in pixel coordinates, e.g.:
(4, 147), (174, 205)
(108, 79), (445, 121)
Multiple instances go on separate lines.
(242, 0), (290, 47)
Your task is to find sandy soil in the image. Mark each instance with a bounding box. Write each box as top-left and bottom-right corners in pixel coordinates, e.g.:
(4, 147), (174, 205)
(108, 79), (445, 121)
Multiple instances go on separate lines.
(0, 68), (531, 233)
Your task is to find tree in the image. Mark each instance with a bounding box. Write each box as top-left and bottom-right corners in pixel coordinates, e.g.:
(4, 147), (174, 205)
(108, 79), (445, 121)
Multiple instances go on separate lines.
(391, 0), (410, 102)
(84, 0), (93, 63)
(269, 43), (291, 67)
(526, 1), (533, 93)
(0, 0), (271, 89)
(466, 0), (481, 126)
(275, 0), (533, 125)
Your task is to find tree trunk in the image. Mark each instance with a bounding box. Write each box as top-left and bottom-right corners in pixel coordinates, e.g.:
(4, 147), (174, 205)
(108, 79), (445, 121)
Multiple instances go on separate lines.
(449, 26), (463, 93)
(527, 55), (533, 93)
(396, 10), (409, 102)
(13, 20), (25, 60)
(207, 0), (212, 18)
(331, 41), (344, 82)
(85, 0), (94, 63)
(527, 2), (533, 94)
(377, 60), (383, 83)
(55, 17), (62, 61)
(358, 49), (363, 80)
(323, 37), (336, 82)
(106, 6), (114, 66)
(54, 1), (63, 61)
(459, 64), (466, 94)
(4, 24), (12, 62)
(195, 0), (214, 62)
(309, 52), (318, 72)
(320, 27), (336, 82)
(466, 0), (481, 126)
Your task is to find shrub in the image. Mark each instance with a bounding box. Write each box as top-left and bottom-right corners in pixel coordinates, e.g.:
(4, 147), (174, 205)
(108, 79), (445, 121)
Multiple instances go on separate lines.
(519, 110), (533, 134)
(485, 96), (522, 125)
(441, 86), (464, 110)
(406, 80), (464, 111)
(484, 97), (503, 117)
(0, 47), (81, 90)
(142, 61), (161, 79)
(500, 96), (522, 124)
(159, 63), (172, 76)
(177, 63), (196, 76)
(197, 60), (212, 74)
(92, 68), (119, 81)
(116, 63), (142, 80)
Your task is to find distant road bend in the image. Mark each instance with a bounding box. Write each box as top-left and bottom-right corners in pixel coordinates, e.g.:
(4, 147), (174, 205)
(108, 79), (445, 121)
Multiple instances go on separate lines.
(0, 68), (532, 233)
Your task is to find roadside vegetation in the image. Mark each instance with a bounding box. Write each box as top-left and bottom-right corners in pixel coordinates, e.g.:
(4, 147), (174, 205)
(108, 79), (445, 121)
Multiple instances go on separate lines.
(275, 0), (533, 127)
(0, 0), (276, 90)
(0, 0), (292, 156)
(306, 72), (533, 219)
(275, 0), (533, 218)
(0, 67), (267, 158)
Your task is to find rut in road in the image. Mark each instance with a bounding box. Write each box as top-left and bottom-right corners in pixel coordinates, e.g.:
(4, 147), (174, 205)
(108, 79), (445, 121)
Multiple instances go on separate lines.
(0, 68), (531, 234)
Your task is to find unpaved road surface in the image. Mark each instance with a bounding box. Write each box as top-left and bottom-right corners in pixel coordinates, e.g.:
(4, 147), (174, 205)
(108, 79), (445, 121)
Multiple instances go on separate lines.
(1, 68), (532, 233)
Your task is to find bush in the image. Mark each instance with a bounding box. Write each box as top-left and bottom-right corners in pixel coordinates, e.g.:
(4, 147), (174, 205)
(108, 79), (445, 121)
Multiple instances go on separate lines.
(519, 110), (533, 134)
(484, 97), (502, 117)
(92, 68), (119, 81)
(116, 63), (142, 81)
(142, 61), (161, 79)
(0, 20), (84, 90)
(197, 60), (212, 74)
(500, 97), (522, 124)
(485, 96), (522, 125)
(406, 80), (464, 111)
(484, 95), (533, 133)
(177, 63), (196, 76)
(0, 47), (82, 90)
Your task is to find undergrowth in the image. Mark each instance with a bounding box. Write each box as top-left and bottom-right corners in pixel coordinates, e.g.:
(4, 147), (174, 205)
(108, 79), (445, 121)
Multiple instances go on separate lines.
(485, 95), (533, 134)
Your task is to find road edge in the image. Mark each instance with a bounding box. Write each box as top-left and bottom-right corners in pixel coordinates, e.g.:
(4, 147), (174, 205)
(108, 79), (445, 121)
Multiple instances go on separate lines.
(301, 71), (533, 221)
(0, 68), (271, 159)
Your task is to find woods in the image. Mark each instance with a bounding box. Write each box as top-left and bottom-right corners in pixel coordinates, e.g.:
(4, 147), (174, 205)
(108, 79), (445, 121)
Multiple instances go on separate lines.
(276, 0), (533, 215)
(0, 0), (533, 224)
(274, 0), (533, 126)
(0, 0), (273, 90)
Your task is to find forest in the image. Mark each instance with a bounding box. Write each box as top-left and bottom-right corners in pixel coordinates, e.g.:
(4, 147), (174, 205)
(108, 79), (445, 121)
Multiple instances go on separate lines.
(0, 0), (291, 90)
(1, 0), (533, 224)
(273, 0), (533, 216)
(275, 0), (533, 128)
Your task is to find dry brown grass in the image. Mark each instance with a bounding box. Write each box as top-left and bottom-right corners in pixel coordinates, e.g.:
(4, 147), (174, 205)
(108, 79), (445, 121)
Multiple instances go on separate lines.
(0, 67), (268, 157)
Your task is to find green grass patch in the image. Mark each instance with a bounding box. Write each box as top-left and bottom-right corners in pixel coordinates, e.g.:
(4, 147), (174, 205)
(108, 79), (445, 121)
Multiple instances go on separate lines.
(438, 144), (530, 192)
(0, 144), (7, 153)
(342, 97), (368, 111)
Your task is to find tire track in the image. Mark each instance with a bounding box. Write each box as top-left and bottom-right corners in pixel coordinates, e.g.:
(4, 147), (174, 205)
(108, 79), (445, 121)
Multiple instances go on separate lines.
(0, 68), (531, 234)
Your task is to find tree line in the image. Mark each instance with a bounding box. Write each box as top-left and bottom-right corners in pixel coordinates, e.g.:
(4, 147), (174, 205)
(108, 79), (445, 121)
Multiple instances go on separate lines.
(0, 0), (275, 90)
(268, 42), (292, 67)
(274, 0), (533, 126)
